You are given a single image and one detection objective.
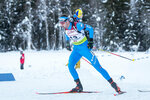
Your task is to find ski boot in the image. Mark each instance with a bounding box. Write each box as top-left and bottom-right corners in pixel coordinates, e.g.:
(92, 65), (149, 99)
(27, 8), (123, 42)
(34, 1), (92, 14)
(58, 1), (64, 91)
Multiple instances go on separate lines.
(108, 78), (122, 94)
(70, 79), (83, 92)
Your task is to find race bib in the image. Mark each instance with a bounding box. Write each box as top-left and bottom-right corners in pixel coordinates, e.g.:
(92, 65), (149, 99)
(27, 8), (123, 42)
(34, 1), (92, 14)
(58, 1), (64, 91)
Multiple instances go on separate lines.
(66, 30), (85, 42)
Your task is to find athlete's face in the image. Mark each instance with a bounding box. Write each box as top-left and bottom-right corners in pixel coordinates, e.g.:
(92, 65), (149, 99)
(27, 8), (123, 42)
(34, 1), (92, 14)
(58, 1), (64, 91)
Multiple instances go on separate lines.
(60, 20), (70, 29)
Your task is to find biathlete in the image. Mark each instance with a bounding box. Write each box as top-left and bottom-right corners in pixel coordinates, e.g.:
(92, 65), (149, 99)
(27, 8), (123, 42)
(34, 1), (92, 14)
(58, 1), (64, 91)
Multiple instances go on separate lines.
(59, 14), (123, 94)
(65, 9), (83, 69)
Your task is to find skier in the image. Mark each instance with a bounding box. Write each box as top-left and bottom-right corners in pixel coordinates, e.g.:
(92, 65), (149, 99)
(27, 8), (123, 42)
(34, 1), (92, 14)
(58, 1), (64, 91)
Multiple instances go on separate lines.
(58, 14), (123, 94)
(66, 9), (83, 69)
(20, 51), (25, 70)
(73, 9), (83, 22)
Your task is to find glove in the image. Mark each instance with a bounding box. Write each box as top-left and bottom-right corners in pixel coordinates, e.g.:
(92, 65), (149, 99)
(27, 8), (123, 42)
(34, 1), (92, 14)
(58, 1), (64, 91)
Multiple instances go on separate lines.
(66, 41), (71, 51)
(87, 38), (93, 49)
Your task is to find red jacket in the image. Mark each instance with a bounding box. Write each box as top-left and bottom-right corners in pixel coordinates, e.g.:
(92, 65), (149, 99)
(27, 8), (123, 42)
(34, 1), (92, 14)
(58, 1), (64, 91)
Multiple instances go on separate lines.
(20, 53), (25, 64)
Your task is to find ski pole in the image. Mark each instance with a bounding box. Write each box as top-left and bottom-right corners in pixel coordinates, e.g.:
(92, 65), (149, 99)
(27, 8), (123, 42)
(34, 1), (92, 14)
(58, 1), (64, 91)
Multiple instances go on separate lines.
(82, 57), (92, 65)
(99, 49), (135, 61)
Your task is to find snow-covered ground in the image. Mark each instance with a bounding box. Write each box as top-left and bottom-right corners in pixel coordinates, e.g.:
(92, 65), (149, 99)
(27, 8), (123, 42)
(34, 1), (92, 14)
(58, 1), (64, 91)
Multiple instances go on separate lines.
(0, 50), (150, 100)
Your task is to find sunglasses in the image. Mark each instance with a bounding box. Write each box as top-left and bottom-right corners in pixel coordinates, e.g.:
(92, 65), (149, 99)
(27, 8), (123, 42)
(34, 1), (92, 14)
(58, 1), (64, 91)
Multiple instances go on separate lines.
(59, 17), (68, 24)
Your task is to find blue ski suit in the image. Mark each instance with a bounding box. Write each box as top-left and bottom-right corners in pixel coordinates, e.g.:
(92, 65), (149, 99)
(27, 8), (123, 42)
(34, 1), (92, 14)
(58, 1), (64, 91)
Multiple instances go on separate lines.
(65, 21), (111, 81)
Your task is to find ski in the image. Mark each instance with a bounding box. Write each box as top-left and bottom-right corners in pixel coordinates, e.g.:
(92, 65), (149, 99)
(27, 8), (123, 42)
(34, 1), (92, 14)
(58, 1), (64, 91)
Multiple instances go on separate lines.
(36, 91), (101, 95)
(114, 91), (126, 96)
(138, 90), (150, 92)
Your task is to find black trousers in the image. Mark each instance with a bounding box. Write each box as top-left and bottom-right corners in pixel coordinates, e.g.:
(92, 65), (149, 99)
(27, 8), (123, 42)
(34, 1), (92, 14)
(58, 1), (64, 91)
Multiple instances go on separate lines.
(20, 64), (24, 70)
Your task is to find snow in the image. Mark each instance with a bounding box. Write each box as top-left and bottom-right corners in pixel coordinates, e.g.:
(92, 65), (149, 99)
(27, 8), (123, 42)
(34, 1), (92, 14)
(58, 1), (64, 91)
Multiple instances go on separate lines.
(96, 17), (101, 21)
(101, 0), (108, 3)
(0, 50), (150, 100)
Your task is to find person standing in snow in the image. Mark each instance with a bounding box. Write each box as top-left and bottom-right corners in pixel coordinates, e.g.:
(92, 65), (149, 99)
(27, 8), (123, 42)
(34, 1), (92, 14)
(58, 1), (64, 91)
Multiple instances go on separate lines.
(20, 51), (25, 70)
(58, 14), (123, 94)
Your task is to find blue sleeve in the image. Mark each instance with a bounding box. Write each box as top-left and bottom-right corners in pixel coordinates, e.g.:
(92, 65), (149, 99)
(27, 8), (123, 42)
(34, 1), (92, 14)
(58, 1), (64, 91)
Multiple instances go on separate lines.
(76, 22), (94, 38)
